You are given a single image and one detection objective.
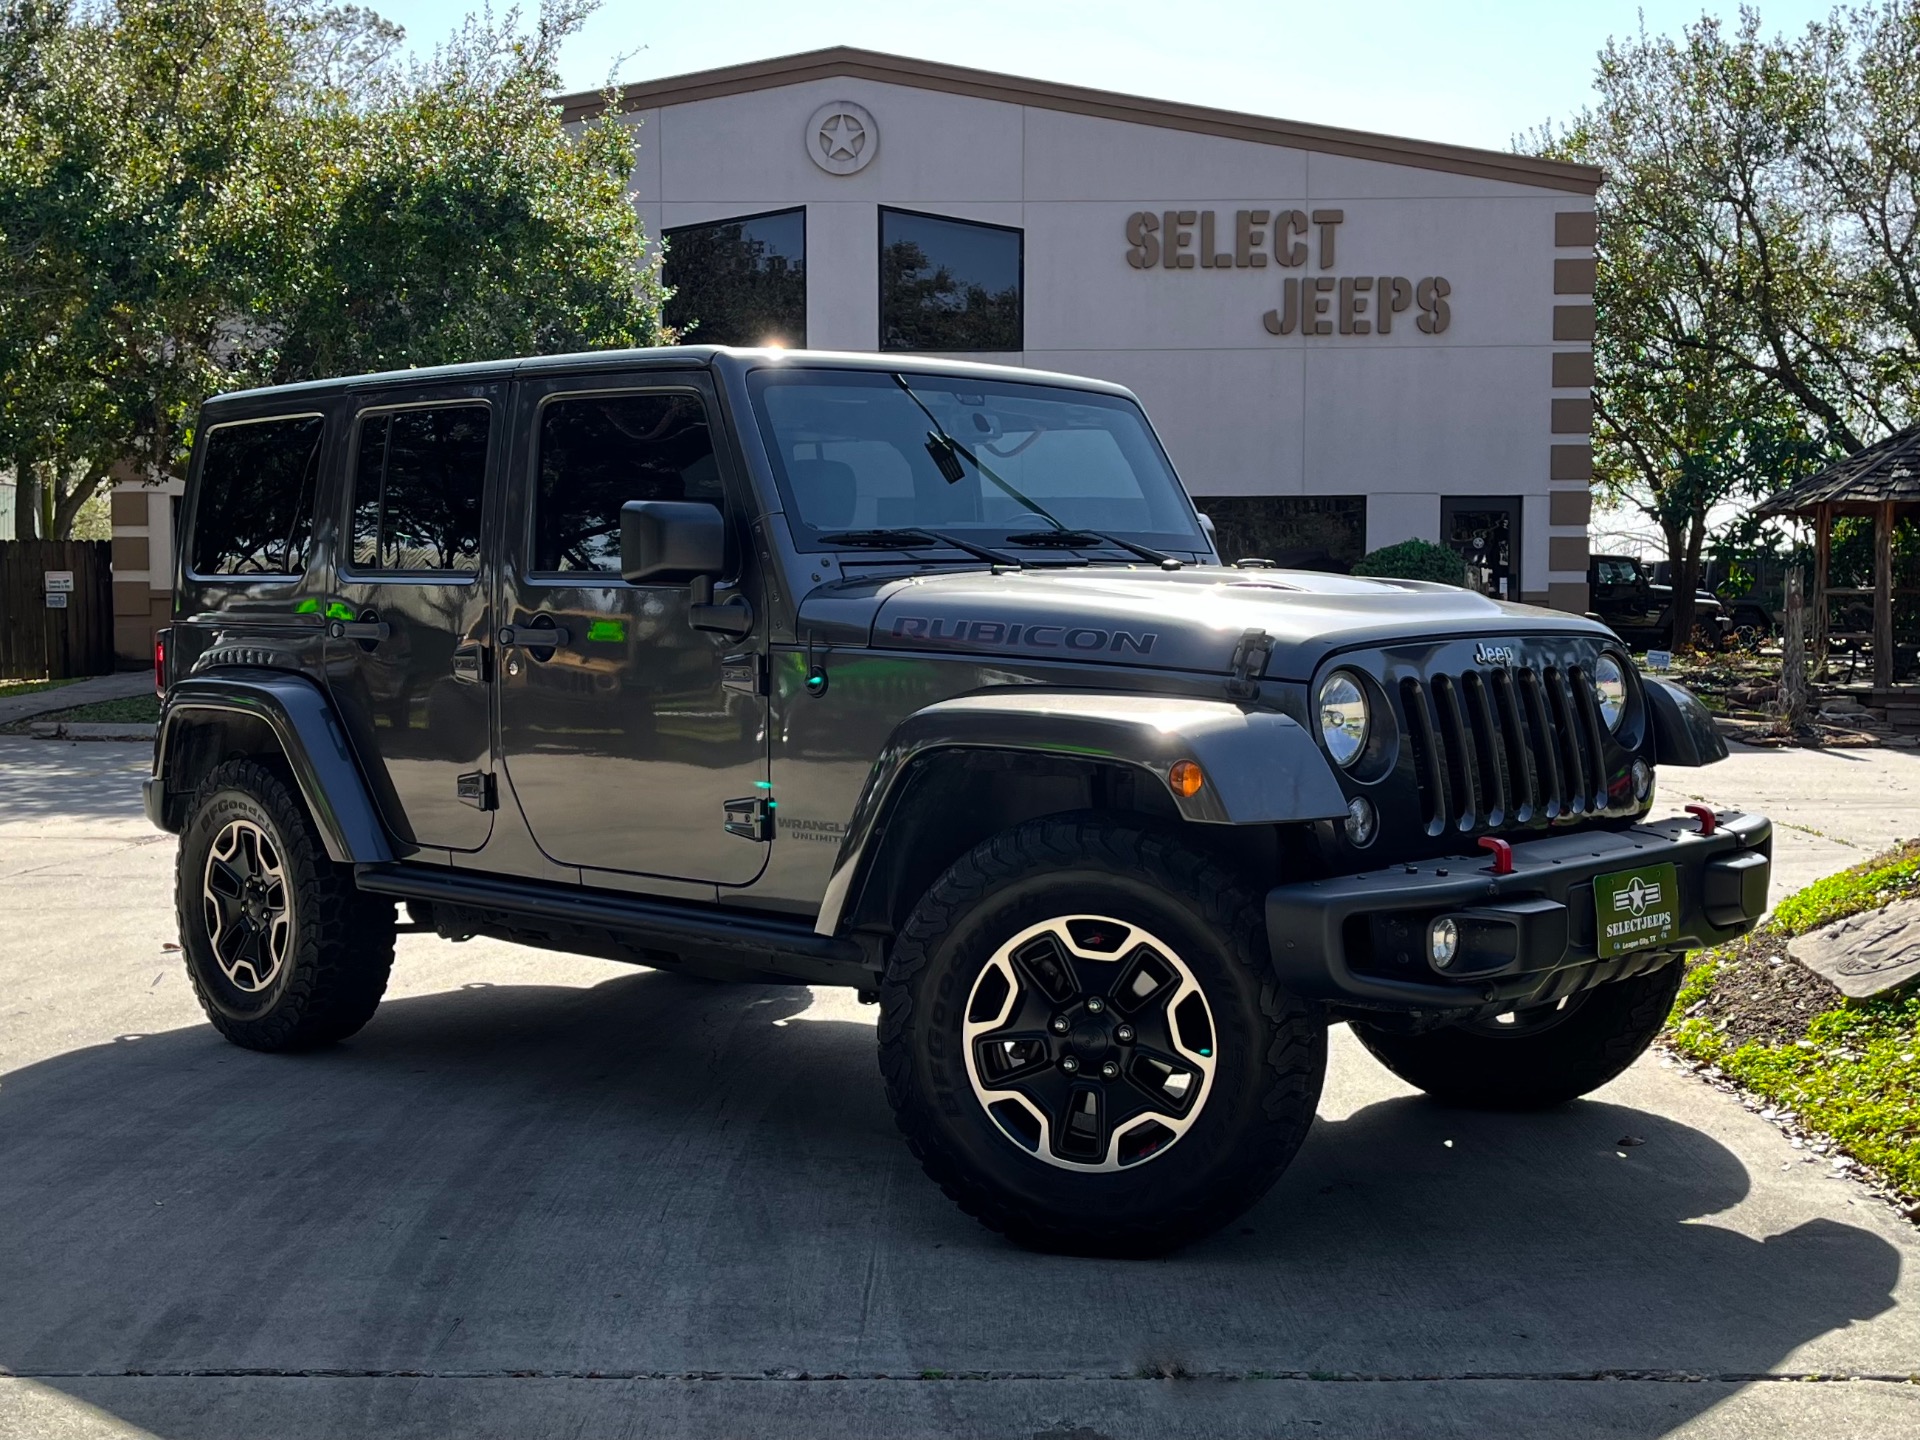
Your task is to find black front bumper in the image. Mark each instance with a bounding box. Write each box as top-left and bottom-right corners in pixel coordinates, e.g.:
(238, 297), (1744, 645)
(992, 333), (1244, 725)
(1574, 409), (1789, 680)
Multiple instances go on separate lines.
(1267, 811), (1771, 1014)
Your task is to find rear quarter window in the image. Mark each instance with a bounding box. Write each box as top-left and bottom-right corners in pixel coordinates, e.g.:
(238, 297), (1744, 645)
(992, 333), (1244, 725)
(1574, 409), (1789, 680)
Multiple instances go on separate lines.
(190, 414), (325, 577)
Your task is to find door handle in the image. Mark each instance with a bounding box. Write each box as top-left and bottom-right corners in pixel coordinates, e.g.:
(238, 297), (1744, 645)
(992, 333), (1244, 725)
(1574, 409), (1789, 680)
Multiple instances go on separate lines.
(498, 624), (571, 649)
(328, 619), (390, 642)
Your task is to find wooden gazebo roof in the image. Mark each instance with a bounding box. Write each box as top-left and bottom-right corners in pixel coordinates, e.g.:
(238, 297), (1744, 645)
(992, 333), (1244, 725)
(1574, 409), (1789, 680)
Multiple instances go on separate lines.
(1758, 421), (1920, 517)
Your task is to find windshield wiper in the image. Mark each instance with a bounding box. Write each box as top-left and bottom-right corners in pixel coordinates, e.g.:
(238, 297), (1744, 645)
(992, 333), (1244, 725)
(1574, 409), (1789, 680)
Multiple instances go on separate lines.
(890, 375), (1071, 532)
(816, 527), (1026, 567)
(1003, 529), (1180, 568)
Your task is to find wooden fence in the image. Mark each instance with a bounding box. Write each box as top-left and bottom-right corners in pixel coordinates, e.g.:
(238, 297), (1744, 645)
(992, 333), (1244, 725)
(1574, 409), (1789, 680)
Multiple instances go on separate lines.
(0, 540), (115, 679)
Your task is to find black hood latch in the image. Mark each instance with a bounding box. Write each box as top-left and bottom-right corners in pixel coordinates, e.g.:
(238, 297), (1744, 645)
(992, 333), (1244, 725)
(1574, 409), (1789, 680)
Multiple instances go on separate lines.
(1226, 628), (1274, 701)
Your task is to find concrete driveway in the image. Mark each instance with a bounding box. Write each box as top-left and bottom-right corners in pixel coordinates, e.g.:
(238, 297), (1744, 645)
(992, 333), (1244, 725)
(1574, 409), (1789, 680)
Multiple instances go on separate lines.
(2, 736), (1916, 1439)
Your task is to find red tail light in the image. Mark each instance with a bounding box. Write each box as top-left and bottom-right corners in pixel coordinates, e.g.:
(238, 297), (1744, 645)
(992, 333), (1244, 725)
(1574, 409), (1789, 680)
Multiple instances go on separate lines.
(154, 628), (170, 698)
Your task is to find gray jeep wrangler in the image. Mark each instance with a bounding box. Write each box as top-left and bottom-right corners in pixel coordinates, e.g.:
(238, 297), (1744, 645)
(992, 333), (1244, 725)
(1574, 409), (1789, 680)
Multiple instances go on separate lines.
(146, 348), (1770, 1254)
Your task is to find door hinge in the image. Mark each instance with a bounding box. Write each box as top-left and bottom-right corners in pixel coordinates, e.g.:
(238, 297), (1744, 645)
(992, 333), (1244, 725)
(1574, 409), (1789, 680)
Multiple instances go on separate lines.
(451, 642), (491, 684)
(457, 772), (497, 811)
(723, 795), (774, 842)
(721, 651), (767, 697)
(1226, 628), (1273, 701)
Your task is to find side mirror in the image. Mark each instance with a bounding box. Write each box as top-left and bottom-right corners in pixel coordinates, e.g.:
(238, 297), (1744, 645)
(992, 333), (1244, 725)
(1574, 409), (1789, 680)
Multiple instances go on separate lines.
(621, 500), (724, 585)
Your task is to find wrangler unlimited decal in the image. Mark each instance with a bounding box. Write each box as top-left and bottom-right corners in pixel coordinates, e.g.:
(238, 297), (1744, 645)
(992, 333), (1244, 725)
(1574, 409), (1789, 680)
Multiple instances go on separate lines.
(890, 616), (1157, 654)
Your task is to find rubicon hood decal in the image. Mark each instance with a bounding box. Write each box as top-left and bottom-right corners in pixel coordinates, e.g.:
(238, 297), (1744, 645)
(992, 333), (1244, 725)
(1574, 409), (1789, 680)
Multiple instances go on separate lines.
(890, 615), (1157, 655)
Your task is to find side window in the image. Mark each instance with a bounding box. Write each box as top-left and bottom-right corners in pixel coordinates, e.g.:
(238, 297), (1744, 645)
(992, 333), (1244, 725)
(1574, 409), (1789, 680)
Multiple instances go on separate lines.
(532, 392), (721, 574)
(190, 415), (323, 576)
(349, 405), (489, 573)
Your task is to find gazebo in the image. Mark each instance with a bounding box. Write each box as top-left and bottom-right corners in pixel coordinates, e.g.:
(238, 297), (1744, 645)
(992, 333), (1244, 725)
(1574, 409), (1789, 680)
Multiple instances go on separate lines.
(1758, 422), (1919, 690)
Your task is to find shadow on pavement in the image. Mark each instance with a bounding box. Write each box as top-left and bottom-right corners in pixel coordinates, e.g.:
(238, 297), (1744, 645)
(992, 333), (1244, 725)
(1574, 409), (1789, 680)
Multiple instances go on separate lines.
(0, 970), (1900, 1439)
(0, 735), (150, 827)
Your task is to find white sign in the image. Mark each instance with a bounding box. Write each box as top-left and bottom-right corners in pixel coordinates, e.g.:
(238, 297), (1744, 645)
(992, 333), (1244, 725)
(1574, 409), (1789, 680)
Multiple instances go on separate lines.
(44, 591), (68, 609)
(43, 570), (73, 593)
(1646, 650), (1673, 672)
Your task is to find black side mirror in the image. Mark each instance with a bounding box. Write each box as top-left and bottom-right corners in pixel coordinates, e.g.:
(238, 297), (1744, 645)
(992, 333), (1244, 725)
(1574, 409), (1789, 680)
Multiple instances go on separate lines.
(621, 500), (724, 585)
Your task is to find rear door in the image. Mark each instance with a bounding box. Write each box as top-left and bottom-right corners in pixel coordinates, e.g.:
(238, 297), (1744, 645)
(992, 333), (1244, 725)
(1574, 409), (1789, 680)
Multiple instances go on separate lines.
(494, 370), (769, 887)
(325, 387), (501, 852)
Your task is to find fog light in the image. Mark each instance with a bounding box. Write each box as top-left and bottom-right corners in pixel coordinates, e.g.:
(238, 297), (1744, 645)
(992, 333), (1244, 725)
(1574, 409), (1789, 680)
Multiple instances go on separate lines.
(1632, 759), (1653, 803)
(1428, 917), (1460, 969)
(1343, 796), (1378, 847)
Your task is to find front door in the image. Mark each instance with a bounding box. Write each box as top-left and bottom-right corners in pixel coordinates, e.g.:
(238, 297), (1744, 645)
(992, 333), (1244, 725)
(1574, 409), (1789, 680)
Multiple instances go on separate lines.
(495, 373), (769, 887)
(326, 390), (499, 852)
(1441, 496), (1522, 601)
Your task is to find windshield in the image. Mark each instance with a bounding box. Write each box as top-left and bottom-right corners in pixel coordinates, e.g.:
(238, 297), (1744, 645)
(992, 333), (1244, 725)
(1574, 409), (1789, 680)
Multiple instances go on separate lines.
(747, 368), (1207, 553)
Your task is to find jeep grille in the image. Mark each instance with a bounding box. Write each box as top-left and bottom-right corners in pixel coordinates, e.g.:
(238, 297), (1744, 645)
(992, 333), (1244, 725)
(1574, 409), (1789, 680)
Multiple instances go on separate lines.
(1399, 664), (1615, 835)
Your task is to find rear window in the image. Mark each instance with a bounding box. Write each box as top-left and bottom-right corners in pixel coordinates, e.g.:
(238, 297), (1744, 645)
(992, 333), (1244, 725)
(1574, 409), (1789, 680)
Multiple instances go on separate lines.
(349, 404), (490, 572)
(190, 415), (324, 576)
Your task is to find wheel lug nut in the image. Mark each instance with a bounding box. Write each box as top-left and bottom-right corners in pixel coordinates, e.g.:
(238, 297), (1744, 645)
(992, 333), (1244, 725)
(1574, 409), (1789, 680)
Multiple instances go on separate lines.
(1085, 997), (1105, 1014)
(1060, 1056), (1080, 1073)
(1050, 1015), (1071, 1034)
(1116, 1024), (1135, 1043)
(1100, 1061), (1120, 1079)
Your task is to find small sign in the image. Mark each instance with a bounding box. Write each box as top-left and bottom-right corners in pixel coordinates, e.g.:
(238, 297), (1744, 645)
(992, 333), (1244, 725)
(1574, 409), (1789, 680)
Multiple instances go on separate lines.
(44, 591), (68, 609)
(43, 570), (73, 593)
(1646, 649), (1672, 672)
(1594, 863), (1679, 959)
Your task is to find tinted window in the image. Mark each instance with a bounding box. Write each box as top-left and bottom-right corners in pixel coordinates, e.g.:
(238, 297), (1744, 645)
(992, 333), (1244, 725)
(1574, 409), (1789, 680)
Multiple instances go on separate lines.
(662, 208), (806, 347)
(879, 209), (1022, 352)
(533, 393), (721, 573)
(190, 415), (323, 576)
(349, 405), (489, 572)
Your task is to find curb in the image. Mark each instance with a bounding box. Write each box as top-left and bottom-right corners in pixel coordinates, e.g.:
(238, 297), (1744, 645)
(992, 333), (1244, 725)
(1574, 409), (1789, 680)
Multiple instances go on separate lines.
(25, 722), (156, 742)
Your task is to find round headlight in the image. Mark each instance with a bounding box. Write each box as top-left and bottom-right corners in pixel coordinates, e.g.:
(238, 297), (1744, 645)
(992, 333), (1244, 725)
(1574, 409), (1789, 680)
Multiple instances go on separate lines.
(1317, 672), (1369, 767)
(1593, 653), (1627, 731)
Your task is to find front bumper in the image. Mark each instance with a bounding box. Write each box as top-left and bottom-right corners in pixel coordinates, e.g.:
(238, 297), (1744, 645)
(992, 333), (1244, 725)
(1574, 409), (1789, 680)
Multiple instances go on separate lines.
(1267, 810), (1770, 1014)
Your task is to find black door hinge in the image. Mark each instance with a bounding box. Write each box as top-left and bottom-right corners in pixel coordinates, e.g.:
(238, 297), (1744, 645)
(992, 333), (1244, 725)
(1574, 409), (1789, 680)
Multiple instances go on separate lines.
(1226, 628), (1273, 701)
(451, 642), (491, 684)
(723, 795), (774, 842)
(457, 772), (498, 811)
(721, 652), (767, 697)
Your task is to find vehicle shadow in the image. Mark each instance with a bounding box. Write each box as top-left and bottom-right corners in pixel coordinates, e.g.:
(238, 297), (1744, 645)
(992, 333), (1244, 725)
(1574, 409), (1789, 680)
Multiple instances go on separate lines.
(0, 971), (1902, 1440)
(0, 735), (152, 828)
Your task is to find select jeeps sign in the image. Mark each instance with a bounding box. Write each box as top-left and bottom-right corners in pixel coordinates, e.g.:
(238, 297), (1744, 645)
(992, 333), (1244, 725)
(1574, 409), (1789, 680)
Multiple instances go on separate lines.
(1123, 208), (1451, 338)
(1595, 863), (1680, 959)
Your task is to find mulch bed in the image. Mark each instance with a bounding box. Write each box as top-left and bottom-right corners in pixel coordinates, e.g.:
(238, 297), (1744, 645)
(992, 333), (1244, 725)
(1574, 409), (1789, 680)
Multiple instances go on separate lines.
(1675, 929), (1844, 1049)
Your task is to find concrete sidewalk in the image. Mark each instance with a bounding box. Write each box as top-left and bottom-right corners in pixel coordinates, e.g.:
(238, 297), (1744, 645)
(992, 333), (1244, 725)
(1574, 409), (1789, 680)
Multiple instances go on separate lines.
(0, 670), (151, 727)
(1, 736), (1916, 1440)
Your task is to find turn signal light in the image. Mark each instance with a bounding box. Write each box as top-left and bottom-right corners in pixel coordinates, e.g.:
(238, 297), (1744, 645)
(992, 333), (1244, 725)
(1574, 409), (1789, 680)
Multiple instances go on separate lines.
(1168, 760), (1205, 797)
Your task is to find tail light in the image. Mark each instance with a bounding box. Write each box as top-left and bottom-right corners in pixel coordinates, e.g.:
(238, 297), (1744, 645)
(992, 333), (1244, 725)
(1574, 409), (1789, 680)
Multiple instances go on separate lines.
(154, 628), (170, 698)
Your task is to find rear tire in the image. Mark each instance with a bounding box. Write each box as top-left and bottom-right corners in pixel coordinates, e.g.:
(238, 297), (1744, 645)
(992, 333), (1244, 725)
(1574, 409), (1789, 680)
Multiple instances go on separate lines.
(1350, 961), (1683, 1110)
(879, 815), (1326, 1256)
(176, 758), (395, 1052)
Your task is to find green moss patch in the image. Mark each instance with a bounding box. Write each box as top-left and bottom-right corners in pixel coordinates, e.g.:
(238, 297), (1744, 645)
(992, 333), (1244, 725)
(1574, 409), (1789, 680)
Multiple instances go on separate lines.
(1667, 841), (1920, 1204)
(3, 694), (161, 730)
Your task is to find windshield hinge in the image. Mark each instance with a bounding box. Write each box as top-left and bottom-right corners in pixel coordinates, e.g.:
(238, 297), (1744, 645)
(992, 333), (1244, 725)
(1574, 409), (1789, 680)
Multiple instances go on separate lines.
(1226, 629), (1273, 701)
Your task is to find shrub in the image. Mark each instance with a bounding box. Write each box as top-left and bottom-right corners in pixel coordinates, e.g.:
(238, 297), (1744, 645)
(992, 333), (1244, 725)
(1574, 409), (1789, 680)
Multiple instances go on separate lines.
(1351, 539), (1468, 586)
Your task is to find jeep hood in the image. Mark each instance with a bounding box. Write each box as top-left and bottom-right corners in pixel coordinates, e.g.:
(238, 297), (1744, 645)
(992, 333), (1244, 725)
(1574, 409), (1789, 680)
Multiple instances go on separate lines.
(797, 565), (1615, 681)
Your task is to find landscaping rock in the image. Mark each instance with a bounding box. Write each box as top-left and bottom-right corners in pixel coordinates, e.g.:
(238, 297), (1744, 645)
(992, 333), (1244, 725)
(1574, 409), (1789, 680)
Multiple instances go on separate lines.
(1788, 896), (1920, 1000)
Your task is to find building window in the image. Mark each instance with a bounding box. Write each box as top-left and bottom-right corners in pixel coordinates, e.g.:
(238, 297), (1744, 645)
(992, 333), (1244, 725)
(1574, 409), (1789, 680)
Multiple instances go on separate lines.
(189, 415), (323, 576)
(1192, 495), (1367, 571)
(348, 405), (490, 572)
(662, 208), (806, 347)
(879, 207), (1022, 353)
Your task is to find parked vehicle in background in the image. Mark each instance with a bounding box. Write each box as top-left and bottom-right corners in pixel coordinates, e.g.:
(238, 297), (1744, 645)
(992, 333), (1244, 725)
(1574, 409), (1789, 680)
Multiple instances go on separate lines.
(1588, 555), (1734, 650)
(144, 348), (1771, 1254)
(1650, 560), (1780, 650)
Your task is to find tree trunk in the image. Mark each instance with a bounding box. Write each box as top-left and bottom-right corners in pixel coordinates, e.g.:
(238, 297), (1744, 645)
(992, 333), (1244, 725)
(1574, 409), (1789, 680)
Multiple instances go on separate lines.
(1779, 567), (1808, 734)
(1663, 521), (1698, 653)
(49, 462), (110, 541)
(12, 458), (41, 540)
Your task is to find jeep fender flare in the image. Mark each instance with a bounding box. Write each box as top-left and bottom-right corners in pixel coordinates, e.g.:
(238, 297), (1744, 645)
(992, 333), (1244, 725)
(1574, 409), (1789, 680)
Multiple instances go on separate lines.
(814, 691), (1348, 936)
(148, 669), (396, 864)
(1644, 678), (1729, 768)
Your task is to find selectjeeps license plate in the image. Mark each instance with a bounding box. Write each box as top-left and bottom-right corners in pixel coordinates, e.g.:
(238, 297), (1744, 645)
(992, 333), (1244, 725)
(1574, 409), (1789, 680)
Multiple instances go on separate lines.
(1594, 863), (1680, 959)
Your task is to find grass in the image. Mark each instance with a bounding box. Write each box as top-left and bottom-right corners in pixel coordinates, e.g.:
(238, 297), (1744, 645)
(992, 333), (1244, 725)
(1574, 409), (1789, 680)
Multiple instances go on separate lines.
(1666, 841), (1920, 1203)
(0, 676), (84, 698)
(3, 693), (161, 730)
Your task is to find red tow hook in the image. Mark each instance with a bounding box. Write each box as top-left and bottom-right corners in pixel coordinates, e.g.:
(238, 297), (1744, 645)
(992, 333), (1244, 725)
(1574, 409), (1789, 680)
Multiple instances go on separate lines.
(1685, 804), (1718, 836)
(1477, 836), (1514, 876)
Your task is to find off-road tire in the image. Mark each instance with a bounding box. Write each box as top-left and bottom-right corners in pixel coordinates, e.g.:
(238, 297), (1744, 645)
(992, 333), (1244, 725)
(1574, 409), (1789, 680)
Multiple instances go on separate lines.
(878, 814), (1326, 1256)
(1350, 961), (1684, 1110)
(176, 758), (395, 1051)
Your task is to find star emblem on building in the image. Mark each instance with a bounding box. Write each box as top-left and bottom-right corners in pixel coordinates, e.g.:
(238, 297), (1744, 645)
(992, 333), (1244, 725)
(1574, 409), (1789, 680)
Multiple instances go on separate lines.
(818, 112), (866, 162)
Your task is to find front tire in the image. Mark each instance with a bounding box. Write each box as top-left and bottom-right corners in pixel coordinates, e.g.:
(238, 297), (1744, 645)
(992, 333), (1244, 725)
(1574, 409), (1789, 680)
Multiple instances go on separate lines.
(176, 758), (395, 1052)
(1350, 961), (1684, 1110)
(879, 815), (1326, 1255)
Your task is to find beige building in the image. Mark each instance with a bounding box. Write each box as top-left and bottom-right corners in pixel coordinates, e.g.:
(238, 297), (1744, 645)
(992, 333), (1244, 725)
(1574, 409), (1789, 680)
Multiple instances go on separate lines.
(112, 47), (1600, 660)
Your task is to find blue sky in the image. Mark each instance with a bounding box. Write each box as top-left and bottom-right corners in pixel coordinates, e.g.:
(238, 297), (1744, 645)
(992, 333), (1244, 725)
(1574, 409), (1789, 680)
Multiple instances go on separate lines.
(373, 0), (1840, 150)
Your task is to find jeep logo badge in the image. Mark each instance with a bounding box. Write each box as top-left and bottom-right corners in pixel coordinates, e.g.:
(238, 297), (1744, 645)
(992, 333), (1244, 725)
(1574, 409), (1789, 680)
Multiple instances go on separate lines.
(1473, 642), (1516, 666)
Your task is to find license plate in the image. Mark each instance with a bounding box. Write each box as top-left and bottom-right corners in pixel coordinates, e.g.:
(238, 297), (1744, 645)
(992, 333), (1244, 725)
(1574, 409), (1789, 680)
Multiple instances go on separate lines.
(1594, 863), (1680, 959)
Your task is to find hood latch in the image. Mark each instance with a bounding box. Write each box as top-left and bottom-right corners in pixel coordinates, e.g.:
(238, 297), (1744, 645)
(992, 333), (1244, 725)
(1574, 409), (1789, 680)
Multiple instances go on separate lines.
(1226, 628), (1273, 701)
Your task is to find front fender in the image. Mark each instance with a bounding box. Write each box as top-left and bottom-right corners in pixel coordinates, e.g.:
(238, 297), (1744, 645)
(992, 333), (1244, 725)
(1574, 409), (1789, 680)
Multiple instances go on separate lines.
(814, 692), (1348, 935)
(151, 669), (396, 864)
(1645, 678), (1729, 767)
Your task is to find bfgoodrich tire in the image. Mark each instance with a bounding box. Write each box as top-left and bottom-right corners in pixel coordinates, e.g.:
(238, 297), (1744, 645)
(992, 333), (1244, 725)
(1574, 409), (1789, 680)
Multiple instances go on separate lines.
(879, 815), (1326, 1256)
(1350, 961), (1684, 1110)
(176, 758), (395, 1052)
